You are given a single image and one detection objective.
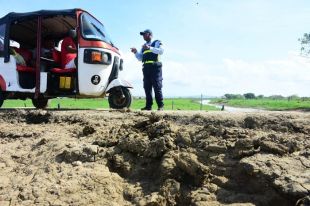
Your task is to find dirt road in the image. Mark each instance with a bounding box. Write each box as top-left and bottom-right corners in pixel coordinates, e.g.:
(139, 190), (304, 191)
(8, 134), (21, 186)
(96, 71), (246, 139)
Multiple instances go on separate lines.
(0, 109), (309, 206)
(202, 100), (263, 112)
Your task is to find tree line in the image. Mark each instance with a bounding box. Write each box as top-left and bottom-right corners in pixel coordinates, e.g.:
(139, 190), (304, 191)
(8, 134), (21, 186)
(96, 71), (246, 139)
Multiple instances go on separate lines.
(223, 93), (310, 100)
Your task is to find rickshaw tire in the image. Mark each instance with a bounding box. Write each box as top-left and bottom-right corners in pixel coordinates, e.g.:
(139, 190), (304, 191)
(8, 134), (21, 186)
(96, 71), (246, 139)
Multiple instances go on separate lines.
(32, 98), (49, 109)
(108, 87), (132, 109)
(0, 90), (4, 108)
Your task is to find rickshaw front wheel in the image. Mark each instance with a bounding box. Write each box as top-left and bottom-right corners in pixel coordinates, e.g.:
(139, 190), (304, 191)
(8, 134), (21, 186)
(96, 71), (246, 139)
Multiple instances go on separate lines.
(108, 87), (132, 109)
(32, 98), (49, 109)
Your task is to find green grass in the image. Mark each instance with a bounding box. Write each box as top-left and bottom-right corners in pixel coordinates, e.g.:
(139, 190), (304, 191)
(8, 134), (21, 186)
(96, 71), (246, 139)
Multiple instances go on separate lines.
(210, 98), (310, 111)
(2, 98), (219, 111)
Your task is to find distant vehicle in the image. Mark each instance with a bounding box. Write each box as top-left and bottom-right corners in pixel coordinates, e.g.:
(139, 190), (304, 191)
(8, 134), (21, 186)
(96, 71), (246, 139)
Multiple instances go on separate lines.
(0, 9), (132, 109)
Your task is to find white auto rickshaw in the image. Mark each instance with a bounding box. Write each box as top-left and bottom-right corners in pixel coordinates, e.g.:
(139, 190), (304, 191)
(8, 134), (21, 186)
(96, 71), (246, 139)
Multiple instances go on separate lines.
(0, 9), (132, 109)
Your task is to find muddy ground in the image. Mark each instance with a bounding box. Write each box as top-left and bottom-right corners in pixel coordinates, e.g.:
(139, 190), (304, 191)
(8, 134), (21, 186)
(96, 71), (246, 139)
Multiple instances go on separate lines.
(0, 109), (309, 206)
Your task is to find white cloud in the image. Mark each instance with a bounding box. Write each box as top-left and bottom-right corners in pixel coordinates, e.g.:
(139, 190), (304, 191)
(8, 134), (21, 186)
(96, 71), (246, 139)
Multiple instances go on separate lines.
(120, 51), (310, 97)
(221, 52), (310, 96)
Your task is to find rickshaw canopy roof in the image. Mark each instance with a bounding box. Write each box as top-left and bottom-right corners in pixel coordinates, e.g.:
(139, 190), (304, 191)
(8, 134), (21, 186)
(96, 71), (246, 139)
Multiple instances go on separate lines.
(0, 9), (79, 24)
(0, 9), (83, 48)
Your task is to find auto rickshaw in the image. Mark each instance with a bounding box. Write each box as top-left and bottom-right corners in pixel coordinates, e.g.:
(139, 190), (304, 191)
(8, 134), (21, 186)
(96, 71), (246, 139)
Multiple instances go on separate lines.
(0, 9), (132, 109)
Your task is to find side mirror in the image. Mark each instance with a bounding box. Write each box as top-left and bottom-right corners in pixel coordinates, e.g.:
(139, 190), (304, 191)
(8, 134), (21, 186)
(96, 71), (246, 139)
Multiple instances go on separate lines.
(119, 59), (123, 71)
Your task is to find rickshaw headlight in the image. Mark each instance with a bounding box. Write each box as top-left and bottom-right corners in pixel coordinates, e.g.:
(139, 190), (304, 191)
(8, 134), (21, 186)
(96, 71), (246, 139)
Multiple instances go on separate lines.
(102, 53), (109, 63)
(84, 49), (112, 65)
(91, 51), (102, 62)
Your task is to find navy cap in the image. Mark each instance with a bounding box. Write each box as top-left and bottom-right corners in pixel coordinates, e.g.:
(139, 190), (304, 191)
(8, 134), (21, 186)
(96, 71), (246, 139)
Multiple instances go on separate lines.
(140, 29), (152, 35)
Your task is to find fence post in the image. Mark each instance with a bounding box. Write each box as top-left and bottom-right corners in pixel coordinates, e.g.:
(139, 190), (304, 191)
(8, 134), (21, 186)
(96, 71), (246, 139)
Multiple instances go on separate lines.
(200, 94), (203, 110)
(172, 100), (174, 110)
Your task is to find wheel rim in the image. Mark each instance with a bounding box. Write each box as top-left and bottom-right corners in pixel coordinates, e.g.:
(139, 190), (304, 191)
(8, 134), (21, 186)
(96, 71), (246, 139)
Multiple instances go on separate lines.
(113, 95), (126, 106)
(109, 88), (131, 109)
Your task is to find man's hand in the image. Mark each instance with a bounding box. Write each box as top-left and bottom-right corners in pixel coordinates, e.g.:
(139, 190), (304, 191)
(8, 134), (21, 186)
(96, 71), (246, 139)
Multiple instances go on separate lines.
(130, 48), (137, 54)
(142, 44), (150, 50)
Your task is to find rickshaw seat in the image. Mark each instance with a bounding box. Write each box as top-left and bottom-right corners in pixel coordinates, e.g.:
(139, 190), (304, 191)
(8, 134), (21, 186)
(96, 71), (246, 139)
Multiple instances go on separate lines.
(50, 49), (76, 74)
(16, 65), (36, 89)
(16, 65), (35, 73)
(50, 68), (76, 74)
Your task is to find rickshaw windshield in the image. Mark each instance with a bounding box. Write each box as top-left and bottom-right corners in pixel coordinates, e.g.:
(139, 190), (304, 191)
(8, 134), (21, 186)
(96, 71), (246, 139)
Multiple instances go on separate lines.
(81, 13), (113, 45)
(0, 24), (5, 53)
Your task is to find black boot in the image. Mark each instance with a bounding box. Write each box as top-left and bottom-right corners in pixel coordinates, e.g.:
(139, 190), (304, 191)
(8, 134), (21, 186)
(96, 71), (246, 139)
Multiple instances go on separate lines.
(141, 107), (152, 111)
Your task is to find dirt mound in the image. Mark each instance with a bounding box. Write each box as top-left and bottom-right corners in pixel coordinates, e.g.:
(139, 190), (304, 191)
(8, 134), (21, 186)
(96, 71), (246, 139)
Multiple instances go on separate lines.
(0, 110), (309, 206)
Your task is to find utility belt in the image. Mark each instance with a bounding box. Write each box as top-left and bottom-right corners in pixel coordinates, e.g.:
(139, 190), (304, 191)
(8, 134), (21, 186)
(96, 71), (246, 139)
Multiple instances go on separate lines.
(143, 61), (162, 66)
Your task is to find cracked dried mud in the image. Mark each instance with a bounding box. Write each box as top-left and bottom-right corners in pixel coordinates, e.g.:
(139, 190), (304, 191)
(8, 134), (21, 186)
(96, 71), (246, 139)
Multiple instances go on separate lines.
(0, 109), (309, 206)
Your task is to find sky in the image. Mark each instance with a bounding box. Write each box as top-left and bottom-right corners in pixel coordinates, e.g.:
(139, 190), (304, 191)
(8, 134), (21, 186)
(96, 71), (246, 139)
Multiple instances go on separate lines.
(0, 0), (310, 97)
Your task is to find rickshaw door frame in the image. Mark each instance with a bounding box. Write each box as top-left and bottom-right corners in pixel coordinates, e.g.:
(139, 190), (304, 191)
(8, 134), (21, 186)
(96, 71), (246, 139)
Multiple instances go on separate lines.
(34, 16), (42, 99)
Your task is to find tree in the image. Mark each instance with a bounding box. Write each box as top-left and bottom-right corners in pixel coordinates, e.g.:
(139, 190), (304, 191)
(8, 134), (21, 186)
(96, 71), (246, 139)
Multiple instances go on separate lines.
(257, 95), (264, 99)
(243, 93), (256, 99)
(224, 94), (233, 99)
(298, 33), (310, 57)
(224, 94), (244, 99)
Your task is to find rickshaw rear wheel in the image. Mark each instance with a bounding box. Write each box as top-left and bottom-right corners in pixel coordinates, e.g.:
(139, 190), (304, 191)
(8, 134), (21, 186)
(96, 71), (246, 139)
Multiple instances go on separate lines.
(32, 98), (49, 109)
(108, 87), (132, 109)
(0, 90), (4, 108)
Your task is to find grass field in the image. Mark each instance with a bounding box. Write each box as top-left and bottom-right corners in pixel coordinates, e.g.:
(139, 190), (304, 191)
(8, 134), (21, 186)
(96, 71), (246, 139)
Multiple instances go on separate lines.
(1, 98), (218, 111)
(210, 98), (310, 111)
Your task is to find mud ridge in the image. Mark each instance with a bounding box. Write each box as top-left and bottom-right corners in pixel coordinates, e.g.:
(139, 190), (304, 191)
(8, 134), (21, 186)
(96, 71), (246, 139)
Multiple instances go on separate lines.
(0, 110), (309, 206)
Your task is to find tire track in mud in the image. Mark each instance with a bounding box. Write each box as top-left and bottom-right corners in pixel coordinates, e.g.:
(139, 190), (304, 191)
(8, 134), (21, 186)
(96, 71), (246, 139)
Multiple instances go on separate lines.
(0, 110), (309, 206)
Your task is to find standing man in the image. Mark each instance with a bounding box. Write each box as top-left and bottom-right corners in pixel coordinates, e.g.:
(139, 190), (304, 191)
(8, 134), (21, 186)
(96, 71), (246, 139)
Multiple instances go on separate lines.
(131, 29), (164, 111)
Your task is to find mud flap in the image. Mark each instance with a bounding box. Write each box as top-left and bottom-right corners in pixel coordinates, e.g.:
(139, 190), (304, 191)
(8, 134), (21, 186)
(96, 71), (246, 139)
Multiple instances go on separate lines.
(106, 78), (133, 93)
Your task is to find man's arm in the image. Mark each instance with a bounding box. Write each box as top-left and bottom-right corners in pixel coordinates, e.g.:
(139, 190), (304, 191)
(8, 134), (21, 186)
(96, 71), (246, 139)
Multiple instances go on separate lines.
(66, 45), (77, 53)
(63, 37), (77, 53)
(150, 41), (164, 55)
(131, 47), (143, 61)
(135, 49), (143, 61)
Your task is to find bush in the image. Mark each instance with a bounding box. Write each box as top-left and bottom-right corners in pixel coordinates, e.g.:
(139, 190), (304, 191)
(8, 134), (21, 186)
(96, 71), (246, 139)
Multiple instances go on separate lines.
(288, 95), (299, 101)
(268, 95), (285, 100)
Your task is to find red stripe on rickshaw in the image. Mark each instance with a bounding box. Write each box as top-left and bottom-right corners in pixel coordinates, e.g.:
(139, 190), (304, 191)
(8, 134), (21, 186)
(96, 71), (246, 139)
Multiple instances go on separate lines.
(79, 39), (120, 55)
(0, 75), (6, 91)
